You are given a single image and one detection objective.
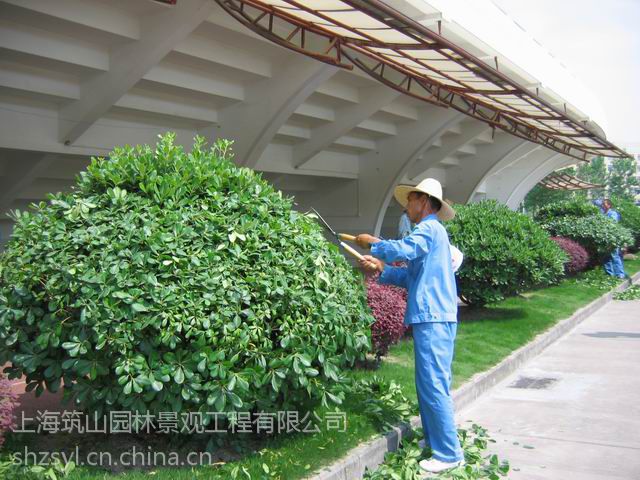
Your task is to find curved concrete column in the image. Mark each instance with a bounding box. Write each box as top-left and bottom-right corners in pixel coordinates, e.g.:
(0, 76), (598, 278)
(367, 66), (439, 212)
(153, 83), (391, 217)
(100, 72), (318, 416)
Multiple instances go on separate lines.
(505, 153), (574, 209)
(308, 106), (463, 235)
(464, 140), (539, 203)
(443, 133), (525, 204)
(407, 122), (490, 180)
(481, 147), (562, 205)
(369, 109), (465, 235)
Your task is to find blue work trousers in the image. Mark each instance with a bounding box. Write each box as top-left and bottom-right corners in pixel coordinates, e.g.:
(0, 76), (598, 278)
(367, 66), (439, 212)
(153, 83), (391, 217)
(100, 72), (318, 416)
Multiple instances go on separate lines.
(412, 322), (464, 463)
(603, 248), (626, 278)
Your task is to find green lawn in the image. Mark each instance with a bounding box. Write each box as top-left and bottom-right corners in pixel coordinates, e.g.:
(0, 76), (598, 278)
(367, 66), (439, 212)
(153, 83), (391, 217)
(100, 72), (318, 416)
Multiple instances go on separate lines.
(5, 259), (639, 479)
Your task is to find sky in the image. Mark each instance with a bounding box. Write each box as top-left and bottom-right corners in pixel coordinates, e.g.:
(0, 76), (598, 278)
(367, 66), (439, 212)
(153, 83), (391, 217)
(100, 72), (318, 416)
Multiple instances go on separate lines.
(490, 0), (640, 153)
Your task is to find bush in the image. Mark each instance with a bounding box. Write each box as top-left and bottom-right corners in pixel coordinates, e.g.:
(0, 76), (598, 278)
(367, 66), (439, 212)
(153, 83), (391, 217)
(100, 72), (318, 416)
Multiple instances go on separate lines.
(612, 196), (640, 251)
(533, 198), (600, 224)
(447, 200), (566, 306)
(0, 133), (374, 420)
(541, 215), (634, 261)
(366, 276), (407, 359)
(550, 237), (590, 275)
(0, 373), (18, 448)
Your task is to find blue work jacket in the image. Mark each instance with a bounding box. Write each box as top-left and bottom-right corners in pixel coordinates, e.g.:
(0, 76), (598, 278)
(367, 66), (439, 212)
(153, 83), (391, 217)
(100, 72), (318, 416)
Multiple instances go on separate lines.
(370, 214), (458, 325)
(606, 209), (621, 222)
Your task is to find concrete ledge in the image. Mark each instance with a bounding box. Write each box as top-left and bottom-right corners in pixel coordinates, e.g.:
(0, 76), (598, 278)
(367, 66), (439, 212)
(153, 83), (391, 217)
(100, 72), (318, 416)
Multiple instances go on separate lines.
(309, 271), (640, 480)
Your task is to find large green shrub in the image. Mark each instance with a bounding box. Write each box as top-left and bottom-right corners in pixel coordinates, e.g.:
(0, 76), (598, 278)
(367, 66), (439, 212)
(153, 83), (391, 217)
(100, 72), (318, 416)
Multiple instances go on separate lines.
(612, 196), (640, 251)
(532, 198), (600, 224)
(541, 215), (634, 260)
(0, 133), (373, 419)
(447, 201), (566, 306)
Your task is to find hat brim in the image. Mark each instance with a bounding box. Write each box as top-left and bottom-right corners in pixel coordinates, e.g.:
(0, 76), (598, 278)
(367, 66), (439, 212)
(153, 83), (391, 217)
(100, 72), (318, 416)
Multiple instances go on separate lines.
(393, 185), (456, 221)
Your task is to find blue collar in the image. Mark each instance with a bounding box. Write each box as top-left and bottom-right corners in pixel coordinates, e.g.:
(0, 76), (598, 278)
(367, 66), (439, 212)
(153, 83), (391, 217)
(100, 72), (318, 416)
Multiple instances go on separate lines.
(418, 213), (439, 224)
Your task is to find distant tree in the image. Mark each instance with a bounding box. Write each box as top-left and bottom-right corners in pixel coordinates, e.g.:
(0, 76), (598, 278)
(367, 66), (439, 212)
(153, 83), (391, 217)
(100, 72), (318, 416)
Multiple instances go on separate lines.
(522, 166), (576, 212)
(522, 155), (638, 211)
(522, 184), (574, 212)
(607, 157), (638, 201)
(574, 156), (607, 200)
(576, 156), (608, 186)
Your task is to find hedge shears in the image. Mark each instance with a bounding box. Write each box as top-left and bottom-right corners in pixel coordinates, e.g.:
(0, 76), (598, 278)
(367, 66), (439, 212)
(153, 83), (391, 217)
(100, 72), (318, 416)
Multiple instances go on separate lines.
(310, 207), (381, 271)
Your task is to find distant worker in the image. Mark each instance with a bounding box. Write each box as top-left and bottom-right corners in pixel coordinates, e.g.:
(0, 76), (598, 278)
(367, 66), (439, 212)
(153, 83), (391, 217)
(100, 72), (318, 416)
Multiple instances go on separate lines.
(602, 198), (627, 279)
(398, 209), (412, 239)
(592, 198), (605, 214)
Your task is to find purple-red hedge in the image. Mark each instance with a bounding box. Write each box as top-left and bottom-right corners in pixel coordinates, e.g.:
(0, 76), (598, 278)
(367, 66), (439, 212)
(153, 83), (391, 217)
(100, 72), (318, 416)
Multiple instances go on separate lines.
(551, 236), (590, 275)
(0, 373), (18, 448)
(366, 275), (407, 358)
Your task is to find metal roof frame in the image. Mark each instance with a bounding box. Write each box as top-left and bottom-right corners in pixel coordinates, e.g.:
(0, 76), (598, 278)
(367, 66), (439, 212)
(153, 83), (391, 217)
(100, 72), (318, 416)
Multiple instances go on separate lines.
(540, 172), (604, 190)
(215, 0), (629, 162)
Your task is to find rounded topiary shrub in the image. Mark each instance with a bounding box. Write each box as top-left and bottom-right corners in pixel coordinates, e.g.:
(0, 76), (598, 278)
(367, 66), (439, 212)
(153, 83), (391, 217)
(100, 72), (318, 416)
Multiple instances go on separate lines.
(0, 133), (374, 419)
(533, 199), (600, 224)
(541, 215), (634, 262)
(365, 276), (407, 359)
(550, 237), (589, 275)
(447, 200), (566, 306)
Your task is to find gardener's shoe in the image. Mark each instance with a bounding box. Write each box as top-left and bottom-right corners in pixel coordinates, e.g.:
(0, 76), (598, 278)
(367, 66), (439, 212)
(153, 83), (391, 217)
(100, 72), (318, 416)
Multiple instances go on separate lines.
(418, 458), (464, 473)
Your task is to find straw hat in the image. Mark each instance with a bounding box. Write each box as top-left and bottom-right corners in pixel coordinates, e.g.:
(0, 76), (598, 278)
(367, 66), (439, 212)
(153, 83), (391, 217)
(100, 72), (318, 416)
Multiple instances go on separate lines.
(393, 178), (455, 221)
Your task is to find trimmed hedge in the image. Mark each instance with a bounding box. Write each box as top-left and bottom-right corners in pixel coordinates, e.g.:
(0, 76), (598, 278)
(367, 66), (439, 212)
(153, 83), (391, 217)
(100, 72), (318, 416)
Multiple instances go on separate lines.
(612, 197), (640, 251)
(366, 276), (407, 359)
(0, 373), (17, 448)
(447, 200), (566, 306)
(0, 133), (374, 419)
(550, 237), (589, 275)
(541, 215), (634, 261)
(533, 199), (600, 224)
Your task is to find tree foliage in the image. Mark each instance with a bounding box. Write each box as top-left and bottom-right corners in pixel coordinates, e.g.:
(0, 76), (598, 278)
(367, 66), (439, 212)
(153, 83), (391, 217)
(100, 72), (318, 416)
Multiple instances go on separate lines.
(523, 155), (638, 211)
(608, 158), (639, 201)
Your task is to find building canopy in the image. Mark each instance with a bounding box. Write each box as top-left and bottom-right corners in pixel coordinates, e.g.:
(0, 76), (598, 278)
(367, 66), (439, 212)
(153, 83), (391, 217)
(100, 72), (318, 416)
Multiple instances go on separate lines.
(539, 172), (604, 191)
(216, 0), (629, 162)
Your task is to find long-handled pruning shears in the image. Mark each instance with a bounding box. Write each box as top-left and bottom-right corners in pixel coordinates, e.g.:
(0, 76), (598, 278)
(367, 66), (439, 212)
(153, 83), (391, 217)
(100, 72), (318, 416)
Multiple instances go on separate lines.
(310, 207), (381, 271)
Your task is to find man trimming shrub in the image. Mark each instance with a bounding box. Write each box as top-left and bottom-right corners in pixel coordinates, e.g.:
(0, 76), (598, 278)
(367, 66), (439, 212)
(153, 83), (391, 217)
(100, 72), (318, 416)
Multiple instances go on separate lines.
(356, 178), (465, 474)
(601, 199), (627, 278)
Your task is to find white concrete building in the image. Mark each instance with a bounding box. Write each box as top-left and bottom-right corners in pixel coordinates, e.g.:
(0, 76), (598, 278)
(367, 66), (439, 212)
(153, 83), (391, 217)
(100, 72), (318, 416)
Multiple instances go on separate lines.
(0, 0), (627, 246)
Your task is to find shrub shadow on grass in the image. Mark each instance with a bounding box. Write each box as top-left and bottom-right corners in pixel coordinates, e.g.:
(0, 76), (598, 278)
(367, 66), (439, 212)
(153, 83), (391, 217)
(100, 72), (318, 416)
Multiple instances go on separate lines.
(353, 355), (382, 371)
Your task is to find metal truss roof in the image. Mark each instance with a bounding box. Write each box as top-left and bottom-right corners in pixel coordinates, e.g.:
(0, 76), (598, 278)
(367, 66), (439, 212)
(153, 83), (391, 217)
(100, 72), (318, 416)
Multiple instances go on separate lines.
(215, 0), (629, 162)
(540, 172), (604, 190)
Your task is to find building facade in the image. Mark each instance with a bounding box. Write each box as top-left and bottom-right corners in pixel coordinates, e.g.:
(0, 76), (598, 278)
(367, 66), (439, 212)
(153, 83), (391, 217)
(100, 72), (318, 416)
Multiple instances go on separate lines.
(0, 0), (626, 246)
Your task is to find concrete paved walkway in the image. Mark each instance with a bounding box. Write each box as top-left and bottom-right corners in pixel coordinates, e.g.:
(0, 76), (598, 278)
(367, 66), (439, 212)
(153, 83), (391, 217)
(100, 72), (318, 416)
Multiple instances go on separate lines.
(457, 298), (640, 480)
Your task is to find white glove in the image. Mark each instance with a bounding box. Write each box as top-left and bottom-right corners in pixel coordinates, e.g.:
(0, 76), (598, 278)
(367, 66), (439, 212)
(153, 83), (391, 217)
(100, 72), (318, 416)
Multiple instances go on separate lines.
(450, 244), (463, 273)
